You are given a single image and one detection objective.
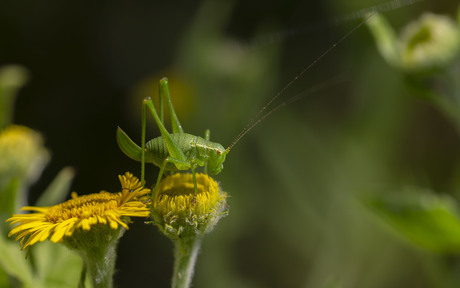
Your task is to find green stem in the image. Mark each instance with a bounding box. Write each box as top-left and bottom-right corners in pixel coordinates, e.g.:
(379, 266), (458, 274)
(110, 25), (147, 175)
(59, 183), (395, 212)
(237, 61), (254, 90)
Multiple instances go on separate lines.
(171, 237), (202, 288)
(78, 263), (87, 288)
(72, 228), (124, 288)
(405, 74), (460, 134)
(80, 238), (118, 288)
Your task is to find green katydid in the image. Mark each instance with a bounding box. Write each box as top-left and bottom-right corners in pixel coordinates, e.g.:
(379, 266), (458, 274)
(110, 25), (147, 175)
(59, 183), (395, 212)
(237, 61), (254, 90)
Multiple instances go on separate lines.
(116, 0), (419, 195)
(117, 77), (227, 194)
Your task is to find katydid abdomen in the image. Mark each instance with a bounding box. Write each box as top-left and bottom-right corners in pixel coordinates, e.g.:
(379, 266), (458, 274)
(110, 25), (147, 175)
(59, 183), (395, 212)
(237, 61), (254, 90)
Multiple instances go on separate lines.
(145, 133), (226, 175)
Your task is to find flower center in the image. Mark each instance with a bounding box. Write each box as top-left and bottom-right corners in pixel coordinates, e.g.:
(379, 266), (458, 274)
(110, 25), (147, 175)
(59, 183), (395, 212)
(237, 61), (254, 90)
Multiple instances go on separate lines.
(154, 173), (222, 217)
(45, 192), (119, 223)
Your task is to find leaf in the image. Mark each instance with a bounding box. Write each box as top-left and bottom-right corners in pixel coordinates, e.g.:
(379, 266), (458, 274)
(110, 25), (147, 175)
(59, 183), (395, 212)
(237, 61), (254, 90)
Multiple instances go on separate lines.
(0, 266), (8, 287)
(0, 178), (19, 217)
(0, 232), (34, 287)
(368, 187), (460, 253)
(35, 167), (75, 207)
(34, 241), (83, 288)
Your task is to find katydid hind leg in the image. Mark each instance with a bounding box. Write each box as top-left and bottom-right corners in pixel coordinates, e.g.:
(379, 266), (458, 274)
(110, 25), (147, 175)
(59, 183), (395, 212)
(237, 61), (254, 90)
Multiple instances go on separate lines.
(143, 98), (188, 169)
(159, 77), (184, 134)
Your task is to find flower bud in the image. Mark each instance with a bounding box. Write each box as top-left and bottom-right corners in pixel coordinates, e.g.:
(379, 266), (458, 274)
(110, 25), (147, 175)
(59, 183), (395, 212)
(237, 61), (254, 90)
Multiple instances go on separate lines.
(399, 13), (460, 71)
(367, 12), (460, 72)
(151, 173), (228, 240)
(0, 125), (50, 186)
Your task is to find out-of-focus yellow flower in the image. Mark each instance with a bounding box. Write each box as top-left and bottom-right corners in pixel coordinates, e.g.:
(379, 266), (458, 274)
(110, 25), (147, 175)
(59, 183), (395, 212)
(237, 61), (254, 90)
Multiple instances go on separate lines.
(0, 125), (49, 183)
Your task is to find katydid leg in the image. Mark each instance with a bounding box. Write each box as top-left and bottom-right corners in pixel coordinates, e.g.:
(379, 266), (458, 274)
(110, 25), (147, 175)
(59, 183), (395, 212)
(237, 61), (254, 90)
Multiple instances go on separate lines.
(191, 167), (198, 203)
(153, 156), (192, 197)
(159, 78), (184, 134)
(143, 98), (188, 168)
(203, 129), (210, 174)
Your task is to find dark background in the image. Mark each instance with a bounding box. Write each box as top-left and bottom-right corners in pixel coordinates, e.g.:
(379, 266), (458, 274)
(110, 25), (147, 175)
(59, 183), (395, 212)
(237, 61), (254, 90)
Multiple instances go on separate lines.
(1, 0), (459, 287)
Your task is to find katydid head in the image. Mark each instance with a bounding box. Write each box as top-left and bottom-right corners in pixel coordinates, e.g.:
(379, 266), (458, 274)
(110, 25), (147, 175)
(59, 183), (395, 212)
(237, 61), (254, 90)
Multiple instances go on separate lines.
(208, 143), (227, 175)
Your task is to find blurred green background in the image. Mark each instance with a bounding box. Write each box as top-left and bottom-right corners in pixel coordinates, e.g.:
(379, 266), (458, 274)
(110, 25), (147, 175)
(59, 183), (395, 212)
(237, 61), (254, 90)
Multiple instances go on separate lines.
(1, 0), (460, 287)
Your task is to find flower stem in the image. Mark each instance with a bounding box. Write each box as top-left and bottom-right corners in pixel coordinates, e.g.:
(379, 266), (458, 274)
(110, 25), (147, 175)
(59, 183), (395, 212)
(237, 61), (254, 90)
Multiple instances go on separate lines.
(171, 236), (202, 288)
(80, 238), (118, 288)
(78, 263), (87, 288)
(72, 228), (124, 288)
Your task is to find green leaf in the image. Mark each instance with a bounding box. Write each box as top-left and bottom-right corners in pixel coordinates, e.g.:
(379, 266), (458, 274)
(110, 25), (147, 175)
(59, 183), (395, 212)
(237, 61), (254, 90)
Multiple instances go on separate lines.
(34, 242), (83, 288)
(0, 232), (34, 287)
(458, 5), (460, 28)
(0, 266), (9, 287)
(368, 187), (460, 253)
(35, 167), (75, 207)
(0, 178), (19, 232)
(0, 178), (18, 215)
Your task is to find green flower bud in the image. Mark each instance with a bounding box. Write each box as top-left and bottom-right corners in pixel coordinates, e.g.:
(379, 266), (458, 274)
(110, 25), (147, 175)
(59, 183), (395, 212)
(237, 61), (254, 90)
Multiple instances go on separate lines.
(399, 13), (460, 71)
(367, 12), (460, 72)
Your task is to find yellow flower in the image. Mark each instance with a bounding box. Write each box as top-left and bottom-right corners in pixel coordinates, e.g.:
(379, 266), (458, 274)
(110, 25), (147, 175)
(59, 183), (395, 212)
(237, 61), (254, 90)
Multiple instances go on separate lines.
(6, 172), (150, 250)
(0, 125), (49, 182)
(152, 173), (228, 239)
